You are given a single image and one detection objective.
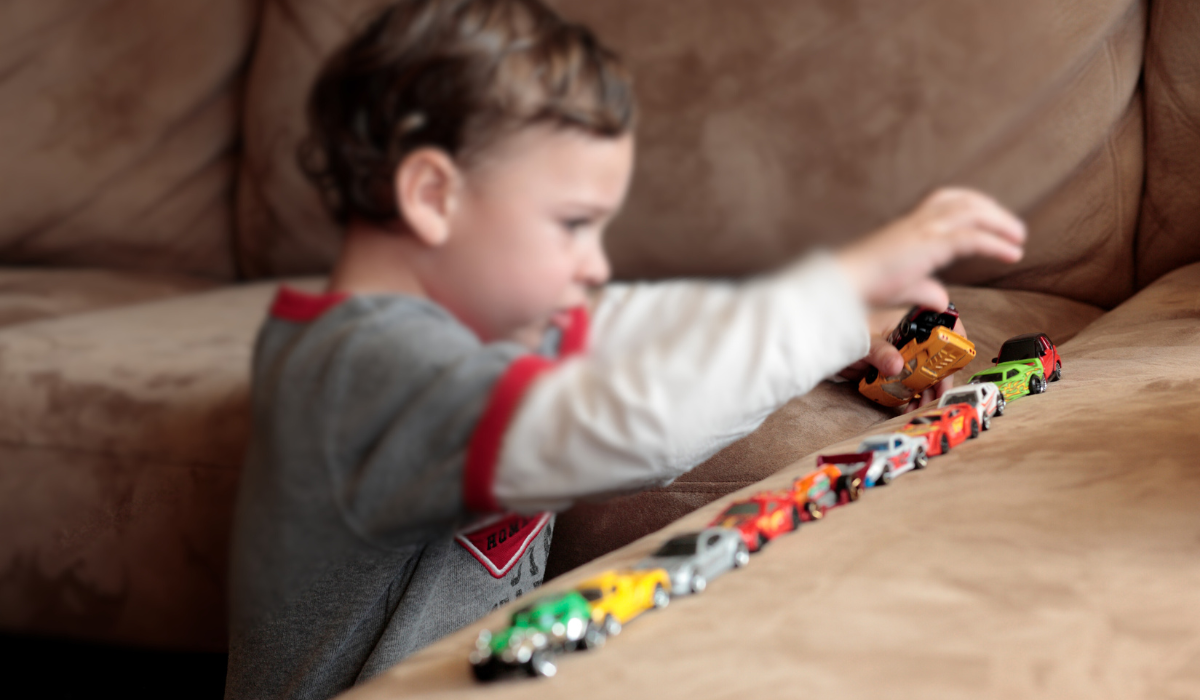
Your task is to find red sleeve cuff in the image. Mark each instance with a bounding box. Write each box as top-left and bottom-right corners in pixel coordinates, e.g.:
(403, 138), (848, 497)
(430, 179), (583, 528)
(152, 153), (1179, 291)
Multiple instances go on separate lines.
(556, 306), (590, 358)
(270, 286), (349, 322)
(463, 355), (556, 512)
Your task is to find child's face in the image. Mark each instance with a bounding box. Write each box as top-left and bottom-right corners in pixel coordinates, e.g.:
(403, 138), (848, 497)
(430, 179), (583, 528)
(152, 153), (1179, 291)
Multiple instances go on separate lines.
(427, 126), (634, 342)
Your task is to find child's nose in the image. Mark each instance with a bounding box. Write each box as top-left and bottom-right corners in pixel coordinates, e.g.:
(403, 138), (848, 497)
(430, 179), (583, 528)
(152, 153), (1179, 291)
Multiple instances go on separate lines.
(579, 241), (611, 286)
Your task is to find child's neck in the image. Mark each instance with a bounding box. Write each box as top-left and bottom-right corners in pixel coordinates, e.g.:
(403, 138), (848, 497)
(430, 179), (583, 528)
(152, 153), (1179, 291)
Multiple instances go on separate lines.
(328, 220), (427, 298)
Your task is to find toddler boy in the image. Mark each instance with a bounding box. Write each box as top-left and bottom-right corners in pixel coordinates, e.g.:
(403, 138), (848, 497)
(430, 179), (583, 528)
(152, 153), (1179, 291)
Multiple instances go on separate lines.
(225, 0), (1025, 698)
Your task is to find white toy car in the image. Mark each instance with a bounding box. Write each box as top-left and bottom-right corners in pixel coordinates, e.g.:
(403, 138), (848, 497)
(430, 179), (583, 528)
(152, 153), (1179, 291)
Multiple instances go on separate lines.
(819, 433), (928, 488)
(938, 382), (1004, 430)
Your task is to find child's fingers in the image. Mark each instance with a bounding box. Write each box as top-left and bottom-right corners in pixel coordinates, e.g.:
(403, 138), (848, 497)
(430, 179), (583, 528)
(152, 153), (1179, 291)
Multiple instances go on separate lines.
(864, 337), (905, 377)
(893, 277), (950, 312)
(950, 224), (1025, 264)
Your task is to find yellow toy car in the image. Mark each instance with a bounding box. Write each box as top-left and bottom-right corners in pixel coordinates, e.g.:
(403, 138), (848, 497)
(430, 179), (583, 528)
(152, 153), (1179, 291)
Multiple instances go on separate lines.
(576, 569), (671, 636)
(859, 304), (977, 408)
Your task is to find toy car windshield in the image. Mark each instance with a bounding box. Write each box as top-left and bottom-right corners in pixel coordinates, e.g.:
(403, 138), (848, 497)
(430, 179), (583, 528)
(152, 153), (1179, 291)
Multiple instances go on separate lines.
(723, 503), (760, 516)
(907, 416), (937, 425)
(653, 536), (698, 557)
(887, 303), (960, 349)
(861, 440), (889, 451)
(998, 338), (1042, 362)
(973, 372), (1003, 383)
(944, 392), (978, 406)
(577, 588), (603, 602)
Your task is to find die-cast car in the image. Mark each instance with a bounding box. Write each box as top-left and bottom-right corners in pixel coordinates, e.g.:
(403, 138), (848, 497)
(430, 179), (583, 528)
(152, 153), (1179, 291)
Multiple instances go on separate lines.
(634, 528), (749, 596)
(969, 360), (1046, 400)
(855, 432), (930, 484)
(789, 463), (863, 520)
(708, 491), (800, 552)
(901, 403), (980, 456)
(576, 569), (671, 637)
(470, 591), (598, 680)
(993, 332), (1061, 382)
(938, 382), (1004, 430)
(860, 303), (977, 408)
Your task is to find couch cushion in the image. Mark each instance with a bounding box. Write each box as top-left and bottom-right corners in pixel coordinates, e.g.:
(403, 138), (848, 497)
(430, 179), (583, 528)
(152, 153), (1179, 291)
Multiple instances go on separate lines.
(344, 261), (1200, 700)
(0, 267), (218, 330)
(235, 0), (1148, 310)
(1137, 0), (1200, 290)
(544, 285), (1105, 578)
(0, 0), (259, 279)
(0, 279), (319, 650)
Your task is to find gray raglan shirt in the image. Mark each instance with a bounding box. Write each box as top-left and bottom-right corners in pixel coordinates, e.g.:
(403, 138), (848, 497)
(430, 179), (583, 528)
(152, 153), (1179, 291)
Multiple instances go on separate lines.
(224, 290), (557, 700)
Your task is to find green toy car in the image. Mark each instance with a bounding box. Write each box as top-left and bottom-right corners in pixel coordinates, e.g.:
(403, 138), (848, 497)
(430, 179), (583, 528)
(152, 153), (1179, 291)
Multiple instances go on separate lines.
(968, 360), (1047, 400)
(470, 591), (604, 681)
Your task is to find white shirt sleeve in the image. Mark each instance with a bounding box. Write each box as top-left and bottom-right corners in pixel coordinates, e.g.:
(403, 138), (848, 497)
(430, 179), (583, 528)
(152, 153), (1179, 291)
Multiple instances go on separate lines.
(492, 252), (871, 513)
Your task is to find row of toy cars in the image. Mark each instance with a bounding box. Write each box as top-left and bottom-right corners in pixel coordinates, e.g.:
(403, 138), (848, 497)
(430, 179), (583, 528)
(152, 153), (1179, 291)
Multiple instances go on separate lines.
(470, 305), (1064, 682)
(470, 529), (749, 680)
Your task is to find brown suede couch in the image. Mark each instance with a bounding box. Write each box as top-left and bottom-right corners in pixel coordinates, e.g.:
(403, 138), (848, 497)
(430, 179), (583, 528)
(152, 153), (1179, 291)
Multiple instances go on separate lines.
(2, 2), (1199, 690)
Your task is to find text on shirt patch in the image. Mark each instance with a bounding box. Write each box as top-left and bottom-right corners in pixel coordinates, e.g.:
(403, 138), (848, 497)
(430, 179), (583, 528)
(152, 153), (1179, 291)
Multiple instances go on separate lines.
(455, 512), (551, 578)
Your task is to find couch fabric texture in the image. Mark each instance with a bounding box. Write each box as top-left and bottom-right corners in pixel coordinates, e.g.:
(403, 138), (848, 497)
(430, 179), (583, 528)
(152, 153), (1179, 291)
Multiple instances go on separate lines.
(0, 1), (1198, 678)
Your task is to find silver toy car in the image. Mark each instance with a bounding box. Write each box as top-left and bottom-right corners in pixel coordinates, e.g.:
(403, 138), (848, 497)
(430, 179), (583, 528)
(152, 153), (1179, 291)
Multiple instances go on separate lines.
(938, 381), (1004, 430)
(634, 528), (750, 596)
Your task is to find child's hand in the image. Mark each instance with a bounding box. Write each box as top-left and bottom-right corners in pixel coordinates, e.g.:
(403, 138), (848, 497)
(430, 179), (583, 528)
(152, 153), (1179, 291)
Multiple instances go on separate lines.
(835, 188), (1026, 311)
(838, 313), (969, 413)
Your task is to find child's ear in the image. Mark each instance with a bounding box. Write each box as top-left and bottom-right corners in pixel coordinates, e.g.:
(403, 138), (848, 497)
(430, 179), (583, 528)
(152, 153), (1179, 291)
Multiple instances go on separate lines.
(394, 148), (461, 247)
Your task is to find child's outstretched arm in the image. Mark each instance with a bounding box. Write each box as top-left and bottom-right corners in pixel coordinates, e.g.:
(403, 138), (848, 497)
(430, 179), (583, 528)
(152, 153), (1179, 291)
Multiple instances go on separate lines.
(488, 188), (1025, 513)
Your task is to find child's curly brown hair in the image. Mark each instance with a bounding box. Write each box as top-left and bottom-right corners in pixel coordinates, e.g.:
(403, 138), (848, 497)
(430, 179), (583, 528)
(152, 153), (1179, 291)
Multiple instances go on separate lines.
(300, 0), (637, 226)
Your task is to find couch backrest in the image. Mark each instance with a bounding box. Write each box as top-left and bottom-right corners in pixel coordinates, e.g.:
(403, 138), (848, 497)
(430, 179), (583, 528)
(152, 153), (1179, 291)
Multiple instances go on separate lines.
(236, 0), (1153, 309)
(1138, 0), (1200, 291)
(0, 0), (259, 280)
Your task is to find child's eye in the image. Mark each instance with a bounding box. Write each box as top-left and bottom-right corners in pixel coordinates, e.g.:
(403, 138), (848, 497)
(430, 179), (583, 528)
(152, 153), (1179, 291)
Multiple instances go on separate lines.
(561, 218), (591, 234)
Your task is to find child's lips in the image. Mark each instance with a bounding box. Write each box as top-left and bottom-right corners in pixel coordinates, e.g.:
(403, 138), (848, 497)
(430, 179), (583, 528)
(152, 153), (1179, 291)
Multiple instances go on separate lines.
(551, 309), (574, 328)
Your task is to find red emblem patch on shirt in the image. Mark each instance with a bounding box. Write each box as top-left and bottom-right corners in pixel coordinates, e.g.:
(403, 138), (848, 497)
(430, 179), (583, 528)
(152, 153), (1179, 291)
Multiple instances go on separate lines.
(455, 512), (551, 579)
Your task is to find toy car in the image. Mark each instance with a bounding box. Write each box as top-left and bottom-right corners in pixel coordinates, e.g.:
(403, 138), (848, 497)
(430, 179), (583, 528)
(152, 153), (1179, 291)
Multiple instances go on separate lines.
(968, 360), (1047, 400)
(993, 333), (1061, 382)
(901, 403), (980, 456)
(470, 591), (600, 681)
(708, 491), (800, 552)
(790, 463), (863, 520)
(634, 528), (750, 595)
(887, 303), (962, 347)
(860, 303), (977, 408)
(576, 569), (672, 636)
(854, 432), (930, 484)
(938, 382), (1004, 430)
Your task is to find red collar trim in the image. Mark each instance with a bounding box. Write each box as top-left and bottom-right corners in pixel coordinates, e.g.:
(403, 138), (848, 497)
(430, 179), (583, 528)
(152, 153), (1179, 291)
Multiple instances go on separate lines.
(270, 286), (349, 322)
(555, 306), (590, 358)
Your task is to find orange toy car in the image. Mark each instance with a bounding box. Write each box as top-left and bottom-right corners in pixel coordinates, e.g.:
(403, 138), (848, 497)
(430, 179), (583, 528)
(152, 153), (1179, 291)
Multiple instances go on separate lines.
(708, 492), (799, 553)
(860, 304), (976, 408)
(901, 403), (980, 456)
(789, 464), (863, 521)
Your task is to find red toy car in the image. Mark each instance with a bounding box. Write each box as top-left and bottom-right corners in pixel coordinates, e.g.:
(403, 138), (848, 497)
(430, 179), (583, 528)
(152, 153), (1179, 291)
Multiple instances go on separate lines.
(708, 491), (799, 553)
(992, 333), (1061, 382)
(901, 403), (980, 456)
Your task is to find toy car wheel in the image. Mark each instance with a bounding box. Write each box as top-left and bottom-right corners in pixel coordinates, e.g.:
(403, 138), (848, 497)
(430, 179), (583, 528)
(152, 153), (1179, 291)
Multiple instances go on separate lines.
(472, 657), (501, 682)
(837, 474), (864, 501)
(526, 651), (557, 678)
(790, 505), (803, 529)
(803, 501), (823, 521)
(577, 621), (606, 651)
(940, 434), (951, 454)
(913, 450), (928, 470)
(969, 419), (979, 439)
(1029, 375), (1046, 395)
(652, 583), (670, 609)
(690, 574), (707, 594)
(878, 467), (893, 486)
(754, 533), (768, 552)
(982, 414), (991, 431)
(995, 397), (1006, 416)
(1052, 360), (1062, 382)
(602, 614), (622, 637)
(864, 365), (879, 384)
(733, 544), (750, 568)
